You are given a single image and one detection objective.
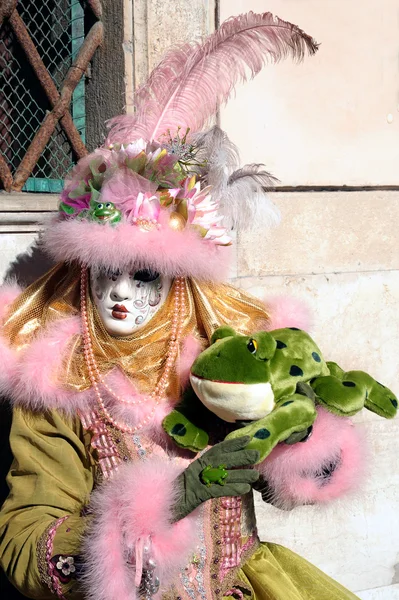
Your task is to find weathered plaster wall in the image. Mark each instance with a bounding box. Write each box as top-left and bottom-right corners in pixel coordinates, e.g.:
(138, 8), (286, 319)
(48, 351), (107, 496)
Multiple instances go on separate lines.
(232, 191), (399, 599)
(220, 0), (399, 186)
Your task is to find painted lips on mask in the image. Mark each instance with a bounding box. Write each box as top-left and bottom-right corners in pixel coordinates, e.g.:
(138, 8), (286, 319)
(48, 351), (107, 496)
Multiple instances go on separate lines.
(111, 304), (129, 320)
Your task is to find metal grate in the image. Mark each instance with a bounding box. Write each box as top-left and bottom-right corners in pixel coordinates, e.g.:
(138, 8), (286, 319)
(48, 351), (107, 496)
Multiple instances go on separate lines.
(0, 0), (103, 193)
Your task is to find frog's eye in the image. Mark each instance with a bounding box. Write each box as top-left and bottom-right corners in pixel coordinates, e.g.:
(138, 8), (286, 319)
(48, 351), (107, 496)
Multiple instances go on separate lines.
(247, 339), (258, 354)
(96, 203), (103, 209)
(105, 202), (112, 209)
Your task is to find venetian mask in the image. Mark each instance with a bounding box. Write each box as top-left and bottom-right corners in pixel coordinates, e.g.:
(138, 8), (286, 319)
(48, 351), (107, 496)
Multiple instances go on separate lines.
(90, 268), (172, 336)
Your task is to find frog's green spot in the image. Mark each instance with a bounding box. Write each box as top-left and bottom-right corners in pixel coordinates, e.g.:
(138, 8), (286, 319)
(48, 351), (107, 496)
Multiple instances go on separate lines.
(342, 381), (356, 388)
(391, 398), (398, 408)
(312, 352), (321, 363)
(254, 428), (271, 439)
(281, 400), (294, 407)
(171, 423), (187, 436)
(276, 340), (287, 349)
(289, 365), (303, 377)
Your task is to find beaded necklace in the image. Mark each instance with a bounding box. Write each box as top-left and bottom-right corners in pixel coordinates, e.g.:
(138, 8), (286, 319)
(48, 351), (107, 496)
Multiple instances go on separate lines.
(80, 267), (185, 433)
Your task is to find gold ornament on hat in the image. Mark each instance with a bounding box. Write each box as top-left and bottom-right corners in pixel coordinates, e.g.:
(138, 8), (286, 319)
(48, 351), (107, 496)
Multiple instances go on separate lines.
(169, 212), (187, 231)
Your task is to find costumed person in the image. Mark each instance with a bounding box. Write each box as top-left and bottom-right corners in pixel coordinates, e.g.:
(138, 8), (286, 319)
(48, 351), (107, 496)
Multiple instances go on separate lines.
(0, 11), (397, 600)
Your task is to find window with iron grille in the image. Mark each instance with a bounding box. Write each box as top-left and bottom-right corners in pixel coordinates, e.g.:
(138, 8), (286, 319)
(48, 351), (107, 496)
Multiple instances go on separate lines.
(0, 0), (104, 193)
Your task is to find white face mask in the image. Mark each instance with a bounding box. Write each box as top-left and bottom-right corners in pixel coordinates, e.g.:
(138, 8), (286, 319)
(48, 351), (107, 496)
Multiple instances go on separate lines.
(90, 268), (172, 336)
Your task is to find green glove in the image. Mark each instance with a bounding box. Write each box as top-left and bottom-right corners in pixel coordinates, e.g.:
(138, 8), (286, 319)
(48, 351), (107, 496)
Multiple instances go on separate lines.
(171, 436), (259, 523)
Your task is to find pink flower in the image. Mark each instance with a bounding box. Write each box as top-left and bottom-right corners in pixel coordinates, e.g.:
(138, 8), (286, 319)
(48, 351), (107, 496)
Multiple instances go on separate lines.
(204, 226), (232, 246)
(133, 192), (161, 220)
(123, 139), (148, 157)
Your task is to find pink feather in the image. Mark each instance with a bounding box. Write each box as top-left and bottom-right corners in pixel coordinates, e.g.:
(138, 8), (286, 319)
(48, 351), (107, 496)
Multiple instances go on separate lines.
(106, 11), (318, 144)
(266, 296), (313, 331)
(82, 458), (198, 600)
(256, 407), (366, 509)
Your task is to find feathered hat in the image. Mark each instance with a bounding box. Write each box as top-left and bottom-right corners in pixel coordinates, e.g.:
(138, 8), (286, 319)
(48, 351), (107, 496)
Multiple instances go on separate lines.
(42, 12), (318, 281)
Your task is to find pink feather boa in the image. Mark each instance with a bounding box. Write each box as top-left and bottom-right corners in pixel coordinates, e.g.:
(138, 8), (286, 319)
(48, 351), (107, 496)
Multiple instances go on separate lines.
(266, 296), (312, 331)
(256, 406), (365, 509)
(0, 283), (22, 398)
(0, 298), (177, 437)
(82, 458), (198, 600)
(176, 334), (203, 388)
(10, 316), (88, 412)
(42, 213), (232, 282)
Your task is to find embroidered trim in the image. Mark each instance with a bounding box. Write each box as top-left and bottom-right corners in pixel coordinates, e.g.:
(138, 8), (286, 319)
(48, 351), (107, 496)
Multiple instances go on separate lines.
(37, 516), (70, 599)
(208, 497), (260, 599)
(37, 521), (55, 592)
(219, 496), (242, 576)
(106, 420), (133, 464)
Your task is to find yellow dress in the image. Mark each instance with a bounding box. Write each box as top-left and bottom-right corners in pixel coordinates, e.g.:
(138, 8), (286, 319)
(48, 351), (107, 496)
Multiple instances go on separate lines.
(0, 409), (359, 600)
(232, 544), (359, 600)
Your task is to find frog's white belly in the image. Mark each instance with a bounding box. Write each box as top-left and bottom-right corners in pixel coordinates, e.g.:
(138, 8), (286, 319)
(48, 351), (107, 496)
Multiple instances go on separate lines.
(190, 375), (275, 423)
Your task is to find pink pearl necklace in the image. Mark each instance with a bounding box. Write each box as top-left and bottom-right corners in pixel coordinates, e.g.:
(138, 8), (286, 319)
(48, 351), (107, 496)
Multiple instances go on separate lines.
(80, 267), (185, 433)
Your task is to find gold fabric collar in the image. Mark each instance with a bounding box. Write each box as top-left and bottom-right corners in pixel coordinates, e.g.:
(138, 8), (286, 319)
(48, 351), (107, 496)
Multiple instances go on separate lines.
(3, 264), (270, 396)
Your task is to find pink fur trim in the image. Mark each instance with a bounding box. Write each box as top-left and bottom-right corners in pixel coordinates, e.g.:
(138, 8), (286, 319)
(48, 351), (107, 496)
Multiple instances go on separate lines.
(41, 213), (232, 281)
(177, 335), (203, 388)
(0, 282), (22, 318)
(10, 316), (93, 413)
(0, 283), (23, 399)
(257, 407), (365, 508)
(82, 458), (197, 600)
(266, 296), (312, 331)
(0, 334), (19, 399)
(7, 318), (176, 440)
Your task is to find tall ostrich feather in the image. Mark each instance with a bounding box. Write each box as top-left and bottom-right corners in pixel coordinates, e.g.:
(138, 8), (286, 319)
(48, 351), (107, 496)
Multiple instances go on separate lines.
(222, 163), (281, 230)
(106, 11), (318, 144)
(189, 129), (281, 231)
(227, 163), (278, 189)
(191, 126), (240, 187)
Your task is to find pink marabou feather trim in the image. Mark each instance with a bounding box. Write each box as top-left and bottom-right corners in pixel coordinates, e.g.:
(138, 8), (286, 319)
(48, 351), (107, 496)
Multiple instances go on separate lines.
(0, 333), (19, 399)
(41, 214), (232, 281)
(0, 282), (22, 316)
(9, 316), (92, 413)
(257, 407), (365, 508)
(82, 458), (197, 600)
(0, 283), (23, 399)
(266, 296), (312, 331)
(6, 313), (176, 437)
(176, 335), (203, 388)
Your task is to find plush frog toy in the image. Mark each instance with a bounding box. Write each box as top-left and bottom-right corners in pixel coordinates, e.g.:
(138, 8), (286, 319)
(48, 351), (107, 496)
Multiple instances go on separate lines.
(163, 326), (397, 462)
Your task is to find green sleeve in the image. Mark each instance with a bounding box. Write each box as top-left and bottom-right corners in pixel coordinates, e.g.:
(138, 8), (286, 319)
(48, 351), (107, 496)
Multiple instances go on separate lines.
(0, 407), (95, 599)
